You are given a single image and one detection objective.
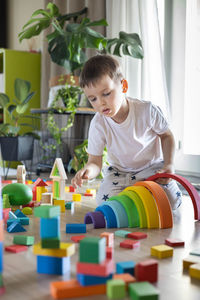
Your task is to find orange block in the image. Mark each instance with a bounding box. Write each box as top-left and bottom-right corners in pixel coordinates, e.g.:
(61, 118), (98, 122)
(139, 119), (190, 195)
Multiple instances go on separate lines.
(113, 273), (136, 288)
(50, 279), (106, 299)
(0, 220), (3, 241)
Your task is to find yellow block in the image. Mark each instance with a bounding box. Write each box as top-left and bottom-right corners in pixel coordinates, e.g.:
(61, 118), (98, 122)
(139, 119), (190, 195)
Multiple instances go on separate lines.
(36, 186), (48, 202)
(33, 242), (75, 258)
(86, 189), (96, 196)
(72, 194), (81, 202)
(151, 244), (173, 259)
(27, 180), (33, 185)
(183, 255), (200, 270)
(65, 186), (70, 192)
(189, 263), (200, 280)
(54, 199), (65, 213)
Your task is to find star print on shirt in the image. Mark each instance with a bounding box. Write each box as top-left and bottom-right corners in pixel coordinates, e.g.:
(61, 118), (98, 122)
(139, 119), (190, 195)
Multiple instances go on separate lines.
(112, 182), (119, 185)
(114, 172), (120, 177)
(131, 175), (136, 180)
(176, 191), (181, 198)
(108, 166), (113, 171)
(102, 194), (109, 201)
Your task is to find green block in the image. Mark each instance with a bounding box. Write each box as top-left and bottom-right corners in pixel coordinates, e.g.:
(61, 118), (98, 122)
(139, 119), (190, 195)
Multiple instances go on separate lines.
(3, 194), (10, 208)
(107, 279), (126, 299)
(79, 237), (106, 264)
(114, 230), (131, 238)
(129, 282), (159, 300)
(0, 274), (3, 287)
(13, 235), (35, 246)
(34, 205), (60, 218)
(41, 237), (60, 249)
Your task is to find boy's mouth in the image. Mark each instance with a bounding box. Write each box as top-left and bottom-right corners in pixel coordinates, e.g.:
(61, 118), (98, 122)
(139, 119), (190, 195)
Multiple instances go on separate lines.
(102, 108), (111, 115)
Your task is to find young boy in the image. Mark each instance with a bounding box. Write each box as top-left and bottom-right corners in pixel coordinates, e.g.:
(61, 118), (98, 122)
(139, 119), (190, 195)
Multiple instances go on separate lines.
(71, 54), (182, 209)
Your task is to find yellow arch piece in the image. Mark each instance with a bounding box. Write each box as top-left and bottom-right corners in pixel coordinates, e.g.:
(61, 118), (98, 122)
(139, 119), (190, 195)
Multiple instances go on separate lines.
(124, 186), (160, 229)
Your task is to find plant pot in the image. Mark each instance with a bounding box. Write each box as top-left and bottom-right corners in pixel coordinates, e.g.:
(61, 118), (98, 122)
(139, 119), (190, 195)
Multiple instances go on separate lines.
(0, 136), (34, 161)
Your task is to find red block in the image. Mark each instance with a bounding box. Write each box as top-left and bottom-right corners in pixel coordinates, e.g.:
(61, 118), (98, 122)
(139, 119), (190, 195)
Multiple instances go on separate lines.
(5, 245), (28, 253)
(77, 259), (114, 277)
(3, 208), (11, 224)
(127, 232), (147, 240)
(135, 259), (158, 283)
(71, 235), (86, 243)
(120, 239), (140, 249)
(84, 193), (93, 196)
(0, 287), (6, 295)
(106, 247), (113, 259)
(165, 238), (185, 247)
(69, 186), (76, 192)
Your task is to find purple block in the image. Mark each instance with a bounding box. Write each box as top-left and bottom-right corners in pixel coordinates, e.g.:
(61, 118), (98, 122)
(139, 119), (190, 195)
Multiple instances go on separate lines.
(84, 211), (106, 228)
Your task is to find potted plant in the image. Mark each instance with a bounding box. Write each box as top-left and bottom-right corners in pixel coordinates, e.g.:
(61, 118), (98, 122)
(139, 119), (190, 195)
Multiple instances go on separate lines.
(0, 78), (39, 162)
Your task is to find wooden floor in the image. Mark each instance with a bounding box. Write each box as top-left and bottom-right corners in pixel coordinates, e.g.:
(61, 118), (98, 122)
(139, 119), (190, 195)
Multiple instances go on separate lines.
(1, 180), (200, 300)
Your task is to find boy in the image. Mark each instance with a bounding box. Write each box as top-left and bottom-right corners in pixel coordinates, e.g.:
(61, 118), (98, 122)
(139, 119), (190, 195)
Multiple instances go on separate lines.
(71, 54), (182, 209)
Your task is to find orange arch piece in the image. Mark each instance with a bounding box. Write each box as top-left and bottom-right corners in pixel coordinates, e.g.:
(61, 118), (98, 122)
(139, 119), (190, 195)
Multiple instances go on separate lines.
(146, 173), (200, 221)
(134, 181), (173, 228)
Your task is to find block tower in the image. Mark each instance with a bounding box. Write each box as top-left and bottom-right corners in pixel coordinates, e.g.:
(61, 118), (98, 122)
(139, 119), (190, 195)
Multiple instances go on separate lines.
(33, 205), (75, 275)
(0, 178), (5, 295)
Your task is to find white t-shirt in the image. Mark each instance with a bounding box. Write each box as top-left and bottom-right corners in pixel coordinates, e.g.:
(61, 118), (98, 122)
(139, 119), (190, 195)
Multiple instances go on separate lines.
(87, 98), (169, 172)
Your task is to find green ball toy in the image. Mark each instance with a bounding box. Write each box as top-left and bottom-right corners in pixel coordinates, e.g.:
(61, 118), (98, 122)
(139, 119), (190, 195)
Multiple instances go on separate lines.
(2, 183), (32, 206)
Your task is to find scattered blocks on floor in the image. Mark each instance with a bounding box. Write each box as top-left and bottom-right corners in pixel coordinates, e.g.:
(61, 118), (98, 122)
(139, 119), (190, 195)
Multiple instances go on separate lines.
(66, 223), (86, 234)
(5, 245), (28, 253)
(40, 217), (60, 238)
(127, 232), (148, 240)
(72, 194), (81, 202)
(79, 237), (106, 264)
(37, 255), (70, 275)
(100, 232), (114, 247)
(7, 220), (26, 233)
(86, 189), (96, 196)
(151, 245), (173, 259)
(77, 273), (113, 286)
(116, 261), (136, 276)
(165, 238), (185, 247)
(69, 186), (76, 193)
(189, 263), (200, 280)
(129, 281), (159, 300)
(135, 259), (158, 283)
(113, 273), (136, 288)
(106, 279), (126, 299)
(34, 205), (60, 218)
(71, 235), (86, 243)
(77, 259), (114, 277)
(120, 239), (140, 249)
(65, 202), (74, 210)
(13, 235), (34, 246)
(33, 242), (75, 258)
(41, 237), (60, 249)
(189, 249), (200, 256)
(106, 247), (114, 259)
(114, 230), (131, 238)
(53, 199), (65, 213)
(182, 255), (200, 270)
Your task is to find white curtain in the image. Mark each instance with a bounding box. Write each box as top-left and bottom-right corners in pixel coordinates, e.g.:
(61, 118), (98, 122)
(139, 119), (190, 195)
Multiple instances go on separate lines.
(106, 0), (170, 120)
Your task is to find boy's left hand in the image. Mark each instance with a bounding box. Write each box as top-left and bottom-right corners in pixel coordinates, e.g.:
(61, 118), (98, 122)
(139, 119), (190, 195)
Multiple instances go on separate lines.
(155, 164), (174, 185)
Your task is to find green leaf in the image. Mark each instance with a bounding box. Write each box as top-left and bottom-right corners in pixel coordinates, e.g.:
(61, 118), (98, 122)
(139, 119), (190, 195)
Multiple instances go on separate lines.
(57, 7), (87, 23)
(19, 19), (51, 41)
(31, 9), (51, 18)
(16, 103), (29, 115)
(15, 78), (30, 102)
(7, 105), (16, 115)
(0, 93), (9, 107)
(46, 3), (59, 17)
(88, 19), (108, 27)
(22, 92), (35, 105)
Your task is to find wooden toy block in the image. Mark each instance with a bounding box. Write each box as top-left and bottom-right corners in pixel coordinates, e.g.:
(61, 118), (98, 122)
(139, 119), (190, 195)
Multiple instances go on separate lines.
(37, 255), (70, 275)
(66, 223), (86, 234)
(0, 273), (3, 287)
(165, 238), (185, 247)
(190, 249), (200, 256)
(41, 192), (53, 205)
(69, 186), (76, 192)
(106, 247), (113, 259)
(33, 242), (75, 258)
(77, 273), (113, 286)
(114, 230), (131, 238)
(17, 165), (26, 184)
(3, 208), (11, 223)
(14, 209), (26, 218)
(0, 220), (3, 242)
(127, 232), (148, 240)
(135, 259), (158, 283)
(7, 220), (26, 233)
(13, 235), (34, 246)
(18, 217), (29, 225)
(50, 158), (67, 200)
(79, 237), (106, 264)
(106, 279), (126, 299)
(182, 255), (200, 270)
(116, 261), (136, 275)
(189, 263), (200, 280)
(41, 237), (60, 249)
(34, 205), (60, 218)
(65, 186), (70, 192)
(37, 186), (48, 202)
(50, 279), (106, 299)
(84, 211), (106, 229)
(86, 189), (96, 196)
(151, 245), (173, 259)
(0, 243), (3, 273)
(100, 232), (114, 247)
(2, 194), (10, 208)
(0, 287), (5, 296)
(120, 240), (140, 249)
(5, 245), (28, 253)
(54, 199), (65, 213)
(113, 273), (136, 288)
(71, 235), (86, 243)
(77, 259), (114, 277)
(9, 211), (17, 219)
(84, 193), (93, 196)
(22, 207), (33, 215)
(129, 281), (159, 300)
(65, 202), (74, 210)
(72, 194), (81, 202)
(7, 218), (20, 228)
(40, 216), (60, 239)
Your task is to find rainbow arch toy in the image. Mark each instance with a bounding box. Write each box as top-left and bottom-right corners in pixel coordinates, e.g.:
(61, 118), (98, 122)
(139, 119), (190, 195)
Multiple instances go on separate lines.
(84, 173), (200, 229)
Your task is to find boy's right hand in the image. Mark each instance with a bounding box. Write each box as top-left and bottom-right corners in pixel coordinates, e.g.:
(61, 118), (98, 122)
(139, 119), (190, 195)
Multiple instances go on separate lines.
(71, 168), (90, 188)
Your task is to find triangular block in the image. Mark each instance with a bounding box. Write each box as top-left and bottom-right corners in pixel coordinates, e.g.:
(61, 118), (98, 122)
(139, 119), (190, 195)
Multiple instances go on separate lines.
(7, 220), (26, 233)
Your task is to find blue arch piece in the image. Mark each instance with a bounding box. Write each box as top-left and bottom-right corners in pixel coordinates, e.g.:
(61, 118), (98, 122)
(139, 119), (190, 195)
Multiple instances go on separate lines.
(103, 200), (129, 228)
(95, 204), (117, 228)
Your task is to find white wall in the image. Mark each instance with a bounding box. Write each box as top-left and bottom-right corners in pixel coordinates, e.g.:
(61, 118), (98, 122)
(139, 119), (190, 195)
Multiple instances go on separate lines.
(7, 0), (44, 51)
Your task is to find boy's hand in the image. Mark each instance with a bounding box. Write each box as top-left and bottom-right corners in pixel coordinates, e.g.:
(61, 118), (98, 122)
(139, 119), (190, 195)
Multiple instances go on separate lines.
(71, 168), (91, 188)
(155, 164), (174, 185)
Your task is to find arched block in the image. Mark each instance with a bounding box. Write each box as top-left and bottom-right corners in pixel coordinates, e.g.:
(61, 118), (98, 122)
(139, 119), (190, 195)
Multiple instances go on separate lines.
(84, 211), (106, 229)
(134, 181), (173, 228)
(103, 200), (129, 228)
(95, 204), (117, 228)
(146, 173), (200, 221)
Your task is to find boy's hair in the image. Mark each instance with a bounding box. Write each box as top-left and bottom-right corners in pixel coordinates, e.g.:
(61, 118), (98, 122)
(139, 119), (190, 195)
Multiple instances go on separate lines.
(80, 54), (124, 88)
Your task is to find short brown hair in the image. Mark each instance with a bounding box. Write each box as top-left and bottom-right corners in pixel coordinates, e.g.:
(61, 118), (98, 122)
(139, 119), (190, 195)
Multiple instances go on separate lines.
(80, 54), (124, 88)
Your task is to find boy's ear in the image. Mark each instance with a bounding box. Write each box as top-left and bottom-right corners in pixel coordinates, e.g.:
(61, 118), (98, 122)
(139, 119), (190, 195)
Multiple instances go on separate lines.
(121, 79), (128, 93)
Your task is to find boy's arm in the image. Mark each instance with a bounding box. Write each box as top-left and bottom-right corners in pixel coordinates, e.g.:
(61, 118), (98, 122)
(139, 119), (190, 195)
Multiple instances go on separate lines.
(157, 129), (176, 184)
(71, 154), (103, 188)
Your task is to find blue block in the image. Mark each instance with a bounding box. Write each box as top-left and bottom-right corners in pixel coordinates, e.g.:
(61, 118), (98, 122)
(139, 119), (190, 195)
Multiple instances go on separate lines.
(7, 220), (26, 233)
(7, 218), (20, 228)
(77, 273), (113, 286)
(116, 261), (136, 275)
(95, 204), (117, 228)
(0, 192), (2, 220)
(66, 223), (86, 234)
(9, 211), (17, 219)
(14, 209), (26, 218)
(0, 242), (3, 272)
(37, 255), (70, 275)
(40, 217), (60, 238)
(19, 217), (29, 225)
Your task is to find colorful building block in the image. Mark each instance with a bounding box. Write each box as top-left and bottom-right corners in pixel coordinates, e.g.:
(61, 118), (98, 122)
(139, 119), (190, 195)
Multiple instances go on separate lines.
(66, 223), (86, 234)
(129, 281), (159, 300)
(37, 255), (70, 275)
(120, 239), (140, 249)
(100, 232), (114, 247)
(54, 199), (65, 213)
(135, 259), (158, 283)
(76, 259), (114, 277)
(72, 194), (81, 202)
(127, 232), (147, 240)
(22, 207), (33, 215)
(77, 273), (113, 286)
(0, 220), (3, 241)
(33, 242), (75, 258)
(41, 238), (60, 249)
(71, 235), (86, 243)
(106, 247), (113, 259)
(116, 261), (136, 276)
(113, 273), (136, 288)
(182, 255), (200, 270)
(7, 220), (26, 233)
(190, 249), (200, 256)
(151, 245), (173, 259)
(114, 230), (131, 238)
(69, 186), (76, 192)
(40, 217), (60, 238)
(79, 237), (106, 264)
(41, 192), (53, 205)
(106, 279), (126, 299)
(50, 158), (67, 200)
(165, 238), (185, 247)
(86, 189), (96, 196)
(5, 245), (28, 253)
(65, 202), (74, 210)
(13, 235), (35, 246)
(189, 263), (200, 280)
(34, 205), (60, 218)
(32, 178), (48, 201)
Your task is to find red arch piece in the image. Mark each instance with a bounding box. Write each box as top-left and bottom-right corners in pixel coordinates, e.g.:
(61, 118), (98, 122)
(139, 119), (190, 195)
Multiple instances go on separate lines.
(146, 173), (200, 220)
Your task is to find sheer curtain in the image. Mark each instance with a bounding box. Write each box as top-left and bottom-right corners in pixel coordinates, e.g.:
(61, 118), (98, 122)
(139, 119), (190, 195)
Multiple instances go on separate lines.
(106, 0), (170, 120)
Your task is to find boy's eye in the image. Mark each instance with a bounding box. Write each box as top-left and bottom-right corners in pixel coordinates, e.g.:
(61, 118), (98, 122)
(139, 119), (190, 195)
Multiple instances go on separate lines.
(89, 97), (96, 102)
(103, 91), (111, 97)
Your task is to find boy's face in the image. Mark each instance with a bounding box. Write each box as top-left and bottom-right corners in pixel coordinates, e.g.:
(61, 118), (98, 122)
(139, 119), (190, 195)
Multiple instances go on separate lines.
(83, 75), (125, 119)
